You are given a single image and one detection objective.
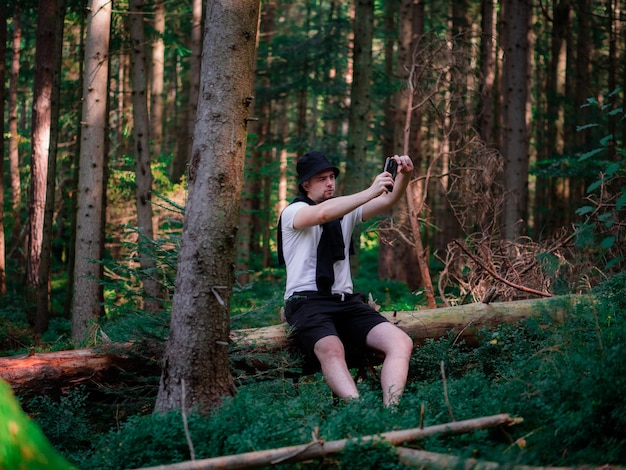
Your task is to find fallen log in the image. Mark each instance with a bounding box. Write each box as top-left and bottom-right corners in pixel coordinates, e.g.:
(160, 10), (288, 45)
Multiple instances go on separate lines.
(395, 448), (626, 470)
(0, 343), (161, 398)
(230, 295), (576, 351)
(135, 413), (521, 470)
(0, 296), (578, 396)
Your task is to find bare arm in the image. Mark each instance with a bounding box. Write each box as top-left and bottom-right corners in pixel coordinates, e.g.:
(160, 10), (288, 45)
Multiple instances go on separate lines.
(293, 173), (392, 229)
(361, 155), (414, 221)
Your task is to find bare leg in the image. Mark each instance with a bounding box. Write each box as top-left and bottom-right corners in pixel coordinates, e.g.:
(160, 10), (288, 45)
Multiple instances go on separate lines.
(313, 335), (359, 400)
(366, 322), (413, 406)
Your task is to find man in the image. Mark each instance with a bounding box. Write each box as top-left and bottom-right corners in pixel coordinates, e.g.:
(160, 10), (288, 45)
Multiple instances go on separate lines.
(278, 150), (414, 406)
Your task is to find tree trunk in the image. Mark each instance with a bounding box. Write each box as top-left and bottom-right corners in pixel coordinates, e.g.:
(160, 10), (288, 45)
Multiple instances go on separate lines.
(26, 0), (58, 326)
(63, 1), (86, 320)
(377, 0), (397, 280)
(500, 0), (531, 240)
(155, 0), (261, 413)
(129, 0), (162, 313)
(0, 296), (578, 397)
(36, 0), (66, 335)
(479, 0), (496, 147)
(0, 0), (6, 295)
(344, 0), (374, 272)
(72, 0), (112, 343)
(150, 0), (165, 157)
(171, 0), (202, 182)
(8, 5), (22, 258)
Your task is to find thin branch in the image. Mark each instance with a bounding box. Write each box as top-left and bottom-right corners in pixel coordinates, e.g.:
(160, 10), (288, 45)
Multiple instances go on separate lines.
(181, 379), (196, 461)
(440, 361), (455, 421)
(453, 240), (553, 298)
(135, 414), (521, 470)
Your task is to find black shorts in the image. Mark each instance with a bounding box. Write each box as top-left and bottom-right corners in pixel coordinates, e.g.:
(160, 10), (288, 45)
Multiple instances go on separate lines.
(284, 291), (389, 356)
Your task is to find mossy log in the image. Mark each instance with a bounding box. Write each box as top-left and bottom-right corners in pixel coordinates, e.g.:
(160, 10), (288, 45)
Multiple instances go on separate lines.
(0, 296), (578, 396)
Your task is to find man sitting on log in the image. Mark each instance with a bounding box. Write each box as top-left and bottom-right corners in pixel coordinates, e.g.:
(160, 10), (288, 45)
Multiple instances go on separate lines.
(277, 150), (414, 407)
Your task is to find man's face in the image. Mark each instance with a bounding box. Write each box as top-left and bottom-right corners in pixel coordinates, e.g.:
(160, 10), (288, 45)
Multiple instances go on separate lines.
(302, 169), (336, 203)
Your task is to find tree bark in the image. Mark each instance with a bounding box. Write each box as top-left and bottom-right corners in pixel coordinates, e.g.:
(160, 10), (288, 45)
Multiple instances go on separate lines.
(8, 5), (22, 259)
(155, 0), (261, 413)
(26, 0), (58, 326)
(72, 0), (112, 343)
(129, 0), (162, 313)
(479, 0), (496, 147)
(150, 0), (166, 157)
(0, 0), (7, 296)
(500, 0), (531, 240)
(344, 0), (374, 272)
(36, 0), (66, 335)
(171, 0), (202, 182)
(1, 296), (577, 396)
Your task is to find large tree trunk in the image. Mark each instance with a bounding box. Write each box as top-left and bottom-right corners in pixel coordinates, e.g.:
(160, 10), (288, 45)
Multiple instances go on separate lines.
(155, 0), (261, 414)
(72, 0), (112, 343)
(26, 0), (58, 327)
(8, 6), (23, 259)
(36, 0), (66, 335)
(1, 296), (577, 397)
(150, 0), (166, 157)
(0, 1), (7, 296)
(129, 0), (161, 313)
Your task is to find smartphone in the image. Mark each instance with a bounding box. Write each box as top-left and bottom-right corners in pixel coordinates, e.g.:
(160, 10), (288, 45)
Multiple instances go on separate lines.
(383, 157), (398, 192)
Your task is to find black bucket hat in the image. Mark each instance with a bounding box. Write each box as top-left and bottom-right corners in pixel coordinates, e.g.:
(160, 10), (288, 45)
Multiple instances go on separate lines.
(296, 151), (340, 184)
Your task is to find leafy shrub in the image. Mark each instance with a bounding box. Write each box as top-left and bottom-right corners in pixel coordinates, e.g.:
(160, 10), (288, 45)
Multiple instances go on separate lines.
(27, 386), (93, 458)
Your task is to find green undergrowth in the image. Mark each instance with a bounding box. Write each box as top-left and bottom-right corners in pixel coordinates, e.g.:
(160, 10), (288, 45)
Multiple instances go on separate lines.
(25, 273), (626, 469)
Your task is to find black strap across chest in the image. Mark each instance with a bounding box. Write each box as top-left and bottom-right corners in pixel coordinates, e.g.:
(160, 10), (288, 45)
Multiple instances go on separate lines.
(277, 195), (346, 295)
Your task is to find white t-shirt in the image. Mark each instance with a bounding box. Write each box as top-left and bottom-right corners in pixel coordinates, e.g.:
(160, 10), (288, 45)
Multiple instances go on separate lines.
(280, 201), (362, 299)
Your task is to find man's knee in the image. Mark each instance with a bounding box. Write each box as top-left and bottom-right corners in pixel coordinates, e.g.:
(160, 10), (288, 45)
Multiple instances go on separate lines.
(368, 323), (413, 358)
(313, 335), (346, 362)
(395, 330), (414, 358)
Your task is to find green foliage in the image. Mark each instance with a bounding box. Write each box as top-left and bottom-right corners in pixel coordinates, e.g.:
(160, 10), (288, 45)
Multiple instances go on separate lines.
(27, 387), (93, 456)
(30, 273), (619, 469)
(571, 90), (626, 272)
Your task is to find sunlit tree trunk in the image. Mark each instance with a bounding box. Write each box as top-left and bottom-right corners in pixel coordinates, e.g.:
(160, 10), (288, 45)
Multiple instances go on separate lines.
(479, 0), (496, 146)
(155, 0), (261, 413)
(72, 0), (112, 343)
(129, 0), (162, 313)
(26, 0), (58, 328)
(63, 2), (86, 320)
(500, 0), (531, 240)
(36, 0), (66, 335)
(0, 1), (7, 295)
(8, 6), (22, 256)
(150, 0), (165, 157)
